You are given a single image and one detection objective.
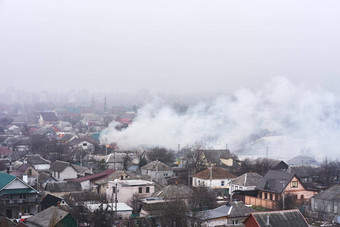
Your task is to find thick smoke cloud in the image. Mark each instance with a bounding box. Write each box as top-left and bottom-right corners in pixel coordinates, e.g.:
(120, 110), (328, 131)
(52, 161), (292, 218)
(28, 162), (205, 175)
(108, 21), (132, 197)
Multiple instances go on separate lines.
(100, 77), (340, 160)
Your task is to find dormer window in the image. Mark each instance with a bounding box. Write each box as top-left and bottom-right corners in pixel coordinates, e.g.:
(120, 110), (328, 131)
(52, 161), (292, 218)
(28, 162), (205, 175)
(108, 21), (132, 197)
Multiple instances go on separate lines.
(291, 181), (298, 188)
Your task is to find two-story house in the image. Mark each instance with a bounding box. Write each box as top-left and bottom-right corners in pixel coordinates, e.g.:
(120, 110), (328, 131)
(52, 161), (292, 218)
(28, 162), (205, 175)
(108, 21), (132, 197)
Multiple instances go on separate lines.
(0, 172), (40, 219)
(107, 179), (154, 203)
(245, 170), (319, 210)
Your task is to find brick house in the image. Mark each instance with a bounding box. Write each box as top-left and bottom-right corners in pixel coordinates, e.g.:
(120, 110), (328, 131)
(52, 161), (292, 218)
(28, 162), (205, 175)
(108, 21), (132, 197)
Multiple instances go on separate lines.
(245, 170), (318, 209)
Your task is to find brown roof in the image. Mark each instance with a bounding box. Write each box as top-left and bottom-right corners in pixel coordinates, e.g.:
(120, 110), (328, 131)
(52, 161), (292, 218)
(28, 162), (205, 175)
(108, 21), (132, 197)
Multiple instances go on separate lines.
(192, 167), (236, 180)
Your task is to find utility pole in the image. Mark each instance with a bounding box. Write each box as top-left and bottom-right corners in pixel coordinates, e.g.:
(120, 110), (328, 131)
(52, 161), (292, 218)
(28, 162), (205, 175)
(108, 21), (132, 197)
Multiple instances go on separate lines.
(209, 165), (212, 189)
(281, 177), (286, 210)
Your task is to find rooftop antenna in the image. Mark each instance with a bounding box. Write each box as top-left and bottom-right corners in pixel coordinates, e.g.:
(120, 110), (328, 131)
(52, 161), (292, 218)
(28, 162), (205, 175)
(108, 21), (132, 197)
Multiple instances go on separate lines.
(104, 96), (107, 112)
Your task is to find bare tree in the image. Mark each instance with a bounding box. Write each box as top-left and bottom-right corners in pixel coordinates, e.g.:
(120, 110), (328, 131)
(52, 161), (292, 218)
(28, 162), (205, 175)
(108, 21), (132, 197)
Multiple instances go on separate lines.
(319, 158), (340, 186)
(189, 187), (217, 211)
(146, 146), (175, 165)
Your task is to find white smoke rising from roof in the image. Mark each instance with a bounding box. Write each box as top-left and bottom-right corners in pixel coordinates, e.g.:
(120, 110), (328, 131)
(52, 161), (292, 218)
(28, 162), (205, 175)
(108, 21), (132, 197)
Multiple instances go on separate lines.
(100, 77), (340, 160)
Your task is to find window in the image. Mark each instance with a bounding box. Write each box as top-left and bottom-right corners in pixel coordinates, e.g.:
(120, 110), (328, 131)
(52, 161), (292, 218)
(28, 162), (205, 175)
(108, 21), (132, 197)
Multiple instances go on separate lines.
(221, 181), (225, 186)
(291, 181), (298, 188)
(24, 207), (30, 214)
(83, 143), (87, 146)
(270, 194), (273, 200)
(28, 169), (32, 176)
(20, 194), (27, 199)
(265, 193), (268, 200)
(139, 187), (142, 193)
(121, 176), (124, 180)
(146, 187), (150, 193)
(233, 220), (239, 224)
(198, 180), (200, 186)
(275, 194), (278, 201)
(259, 193), (262, 199)
(300, 195), (304, 200)
(112, 187), (116, 193)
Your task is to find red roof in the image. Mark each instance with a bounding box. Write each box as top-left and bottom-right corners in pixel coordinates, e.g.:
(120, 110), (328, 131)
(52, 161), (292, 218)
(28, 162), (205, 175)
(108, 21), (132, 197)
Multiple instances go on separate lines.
(0, 147), (12, 156)
(117, 118), (131, 124)
(192, 167), (236, 180)
(69, 169), (116, 183)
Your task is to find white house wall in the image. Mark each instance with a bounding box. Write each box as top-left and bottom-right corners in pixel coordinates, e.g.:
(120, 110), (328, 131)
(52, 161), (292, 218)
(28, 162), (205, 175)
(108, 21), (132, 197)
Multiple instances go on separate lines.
(59, 166), (78, 180)
(193, 177), (231, 189)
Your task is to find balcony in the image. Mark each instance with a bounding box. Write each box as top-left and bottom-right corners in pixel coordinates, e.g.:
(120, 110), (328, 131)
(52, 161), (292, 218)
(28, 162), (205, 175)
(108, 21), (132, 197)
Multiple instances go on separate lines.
(0, 197), (39, 205)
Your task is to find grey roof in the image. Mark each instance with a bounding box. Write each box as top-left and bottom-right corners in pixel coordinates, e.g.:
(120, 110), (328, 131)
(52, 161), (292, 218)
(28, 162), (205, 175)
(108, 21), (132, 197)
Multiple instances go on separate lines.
(195, 210), (228, 220)
(141, 160), (172, 171)
(50, 160), (75, 172)
(249, 210), (308, 227)
(45, 181), (82, 192)
(71, 164), (90, 174)
(68, 137), (93, 146)
(105, 152), (127, 163)
(286, 155), (320, 167)
(214, 201), (254, 218)
(152, 184), (192, 200)
(26, 206), (69, 227)
(231, 172), (263, 187)
(312, 184), (340, 202)
(287, 166), (318, 178)
(256, 170), (296, 194)
(202, 149), (232, 163)
(40, 112), (59, 122)
(25, 155), (51, 165)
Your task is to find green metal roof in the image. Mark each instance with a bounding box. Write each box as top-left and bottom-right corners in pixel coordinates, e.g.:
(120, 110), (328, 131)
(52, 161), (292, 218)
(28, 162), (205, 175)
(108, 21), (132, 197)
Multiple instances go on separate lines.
(0, 172), (16, 190)
(0, 188), (37, 196)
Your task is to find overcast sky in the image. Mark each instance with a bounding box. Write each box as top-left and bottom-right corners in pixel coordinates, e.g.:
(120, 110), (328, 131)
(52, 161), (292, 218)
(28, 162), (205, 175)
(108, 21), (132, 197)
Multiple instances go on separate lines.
(0, 0), (339, 94)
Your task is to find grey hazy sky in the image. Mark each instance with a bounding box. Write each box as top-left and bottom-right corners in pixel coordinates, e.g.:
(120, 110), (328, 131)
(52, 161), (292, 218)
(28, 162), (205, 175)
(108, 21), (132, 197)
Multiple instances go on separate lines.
(0, 0), (339, 94)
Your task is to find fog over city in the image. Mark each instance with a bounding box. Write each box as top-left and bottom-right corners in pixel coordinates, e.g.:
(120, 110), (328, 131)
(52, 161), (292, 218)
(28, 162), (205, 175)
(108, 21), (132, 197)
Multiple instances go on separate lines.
(1, 0), (340, 94)
(1, 0), (340, 158)
(101, 77), (340, 160)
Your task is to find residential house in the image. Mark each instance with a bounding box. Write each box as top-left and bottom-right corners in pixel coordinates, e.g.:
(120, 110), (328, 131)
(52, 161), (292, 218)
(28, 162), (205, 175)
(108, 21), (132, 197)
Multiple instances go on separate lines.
(308, 184), (340, 223)
(243, 209), (308, 227)
(189, 201), (254, 226)
(92, 170), (130, 195)
(141, 160), (173, 185)
(23, 155), (51, 171)
(103, 152), (128, 170)
(24, 206), (77, 227)
(202, 149), (241, 169)
(192, 167), (236, 192)
(44, 181), (82, 197)
(69, 169), (127, 191)
(0, 172), (40, 219)
(50, 160), (78, 181)
(68, 138), (94, 151)
(86, 203), (133, 219)
(11, 163), (39, 186)
(139, 184), (192, 224)
(244, 170), (319, 210)
(230, 172), (263, 195)
(151, 184), (192, 201)
(286, 165), (319, 183)
(38, 112), (59, 127)
(107, 179), (155, 203)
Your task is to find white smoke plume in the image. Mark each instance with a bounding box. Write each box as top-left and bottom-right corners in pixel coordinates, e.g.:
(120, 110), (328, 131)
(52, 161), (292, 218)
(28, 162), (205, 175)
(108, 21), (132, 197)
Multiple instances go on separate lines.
(100, 77), (340, 160)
